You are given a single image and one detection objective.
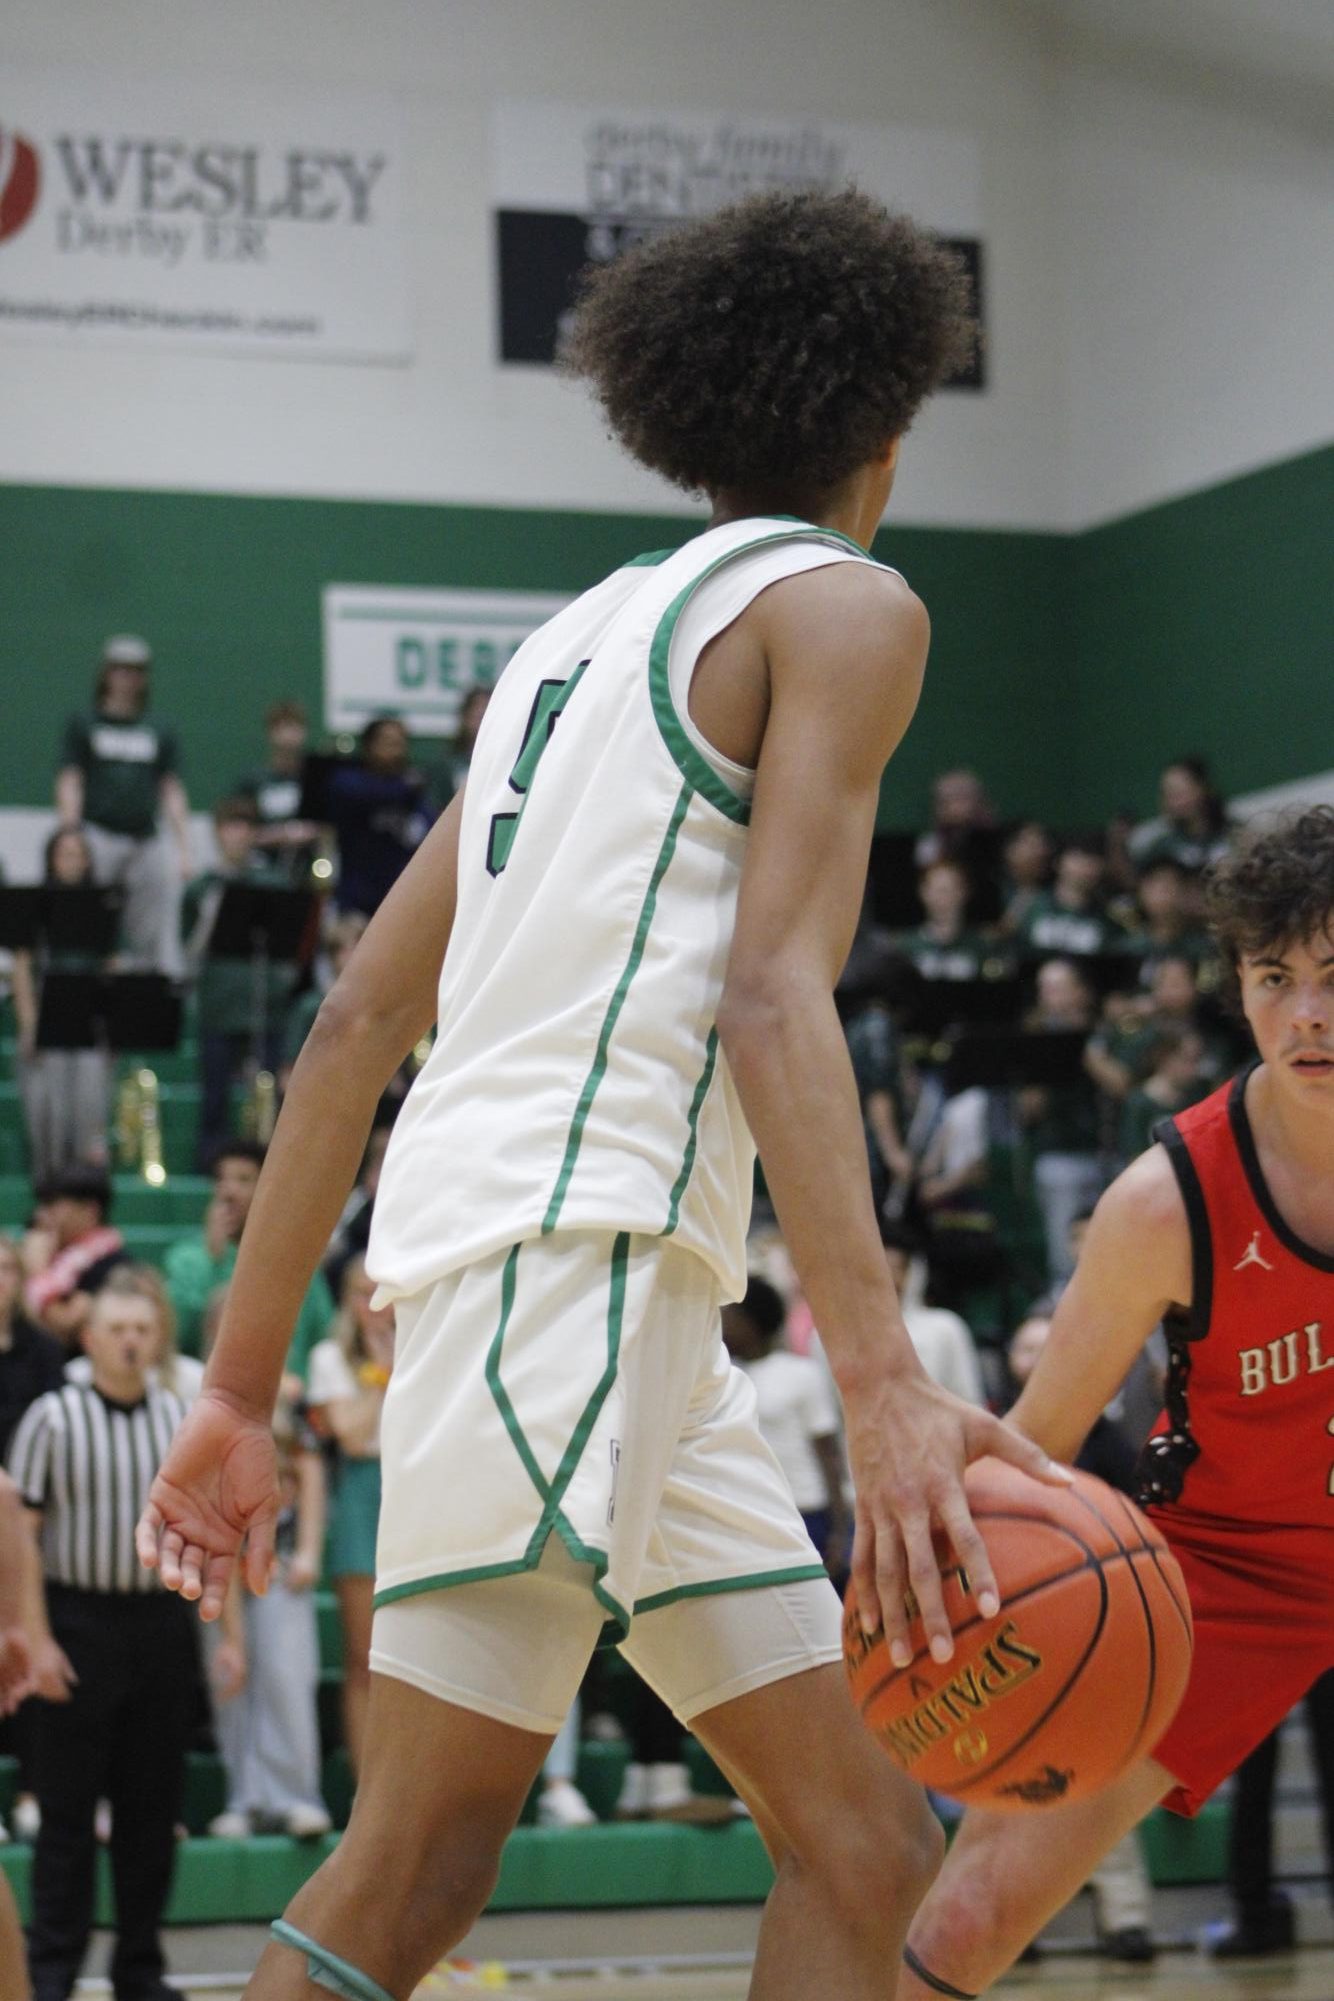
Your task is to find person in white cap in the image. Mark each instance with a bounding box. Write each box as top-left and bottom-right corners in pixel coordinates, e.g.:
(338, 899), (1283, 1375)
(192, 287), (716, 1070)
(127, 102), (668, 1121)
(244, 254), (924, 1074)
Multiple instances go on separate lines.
(54, 636), (191, 975)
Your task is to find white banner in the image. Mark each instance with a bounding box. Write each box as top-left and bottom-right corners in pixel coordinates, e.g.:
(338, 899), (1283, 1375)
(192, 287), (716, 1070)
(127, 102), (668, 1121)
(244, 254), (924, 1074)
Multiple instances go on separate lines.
(322, 585), (570, 738)
(0, 70), (410, 362)
(493, 101), (982, 377)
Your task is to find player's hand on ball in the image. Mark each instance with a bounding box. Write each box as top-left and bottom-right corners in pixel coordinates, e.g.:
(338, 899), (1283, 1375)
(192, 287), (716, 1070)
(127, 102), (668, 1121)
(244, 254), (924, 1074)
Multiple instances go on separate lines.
(135, 1390), (282, 1621)
(844, 1367), (1072, 1669)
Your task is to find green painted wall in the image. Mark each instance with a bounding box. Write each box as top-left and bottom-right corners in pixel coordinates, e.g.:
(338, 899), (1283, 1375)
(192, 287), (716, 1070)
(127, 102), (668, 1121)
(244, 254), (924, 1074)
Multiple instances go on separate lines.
(1064, 445), (1333, 819)
(3, 446), (1329, 834)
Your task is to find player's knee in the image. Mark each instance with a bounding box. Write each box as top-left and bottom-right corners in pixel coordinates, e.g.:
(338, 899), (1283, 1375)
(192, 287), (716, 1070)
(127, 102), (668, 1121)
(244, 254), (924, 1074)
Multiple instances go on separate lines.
(908, 1870), (996, 1985)
(798, 1782), (944, 1936)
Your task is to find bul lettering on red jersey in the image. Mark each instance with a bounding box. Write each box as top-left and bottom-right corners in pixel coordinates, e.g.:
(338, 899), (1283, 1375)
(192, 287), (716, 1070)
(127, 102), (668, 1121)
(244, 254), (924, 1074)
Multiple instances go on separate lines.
(1138, 1064), (1334, 1527)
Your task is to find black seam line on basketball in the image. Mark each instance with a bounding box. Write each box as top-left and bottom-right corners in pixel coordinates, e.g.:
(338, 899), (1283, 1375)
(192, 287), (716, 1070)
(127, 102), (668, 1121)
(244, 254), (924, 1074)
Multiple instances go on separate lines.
(902, 1945), (977, 2000)
(854, 1511), (1110, 1711)
(1138, 1528), (1195, 1649)
(1066, 1486), (1162, 1756)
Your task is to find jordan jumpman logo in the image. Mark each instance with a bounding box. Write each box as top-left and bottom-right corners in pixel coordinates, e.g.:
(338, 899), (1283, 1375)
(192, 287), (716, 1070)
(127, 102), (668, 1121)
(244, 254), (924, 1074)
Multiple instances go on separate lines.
(1234, 1231), (1275, 1272)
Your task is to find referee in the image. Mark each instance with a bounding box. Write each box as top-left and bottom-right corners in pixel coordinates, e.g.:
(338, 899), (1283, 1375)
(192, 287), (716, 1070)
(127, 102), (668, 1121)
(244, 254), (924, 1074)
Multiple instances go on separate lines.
(8, 1268), (193, 2001)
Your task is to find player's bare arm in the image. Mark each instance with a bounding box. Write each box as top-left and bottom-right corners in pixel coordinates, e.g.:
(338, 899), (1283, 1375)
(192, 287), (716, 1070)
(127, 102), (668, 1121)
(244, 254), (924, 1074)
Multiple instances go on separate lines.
(1009, 1144), (1193, 1465)
(718, 561), (1067, 1665)
(135, 790), (465, 1616)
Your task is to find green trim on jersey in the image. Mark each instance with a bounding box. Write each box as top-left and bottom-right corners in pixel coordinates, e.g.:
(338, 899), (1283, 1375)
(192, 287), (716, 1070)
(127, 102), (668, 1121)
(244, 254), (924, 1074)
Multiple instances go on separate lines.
(624, 549), (675, 567)
(647, 524), (872, 824)
(400, 1233), (635, 1637)
(663, 1026), (719, 1236)
(634, 1563), (831, 1616)
(543, 781), (693, 1233)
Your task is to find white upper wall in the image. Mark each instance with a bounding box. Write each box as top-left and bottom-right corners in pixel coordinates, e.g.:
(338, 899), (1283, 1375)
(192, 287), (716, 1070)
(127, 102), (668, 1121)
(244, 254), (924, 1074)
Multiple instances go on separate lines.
(1051, 22), (1334, 523)
(0, 0), (1064, 531)
(2, 0), (1330, 531)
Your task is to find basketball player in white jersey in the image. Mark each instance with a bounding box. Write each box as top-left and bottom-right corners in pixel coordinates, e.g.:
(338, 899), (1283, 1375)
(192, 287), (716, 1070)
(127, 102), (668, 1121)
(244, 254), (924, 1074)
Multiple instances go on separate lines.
(138, 190), (1066, 2001)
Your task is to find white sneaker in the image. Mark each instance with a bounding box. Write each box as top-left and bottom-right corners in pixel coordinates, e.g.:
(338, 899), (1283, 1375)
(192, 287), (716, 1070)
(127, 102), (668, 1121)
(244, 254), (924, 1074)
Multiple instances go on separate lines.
(284, 1803), (334, 1839)
(615, 1761), (648, 1818)
(646, 1762), (735, 1825)
(536, 1779), (596, 1829)
(10, 1796), (39, 1842)
(207, 1809), (252, 1839)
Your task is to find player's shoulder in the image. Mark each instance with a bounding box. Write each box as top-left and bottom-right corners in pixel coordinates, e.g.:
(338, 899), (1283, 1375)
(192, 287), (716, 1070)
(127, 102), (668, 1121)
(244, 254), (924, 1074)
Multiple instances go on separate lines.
(756, 544), (926, 648)
(1091, 1144), (1191, 1268)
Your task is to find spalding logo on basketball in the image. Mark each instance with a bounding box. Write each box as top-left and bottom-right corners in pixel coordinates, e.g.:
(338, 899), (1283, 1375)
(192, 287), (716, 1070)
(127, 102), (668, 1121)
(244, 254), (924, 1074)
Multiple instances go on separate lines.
(844, 1461), (1193, 1810)
(0, 129), (41, 245)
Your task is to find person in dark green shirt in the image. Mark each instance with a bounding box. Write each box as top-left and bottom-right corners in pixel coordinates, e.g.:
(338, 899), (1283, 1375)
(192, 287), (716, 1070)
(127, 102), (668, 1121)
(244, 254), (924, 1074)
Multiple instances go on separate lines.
(54, 635), (191, 975)
(234, 699), (322, 883)
(896, 859), (998, 983)
(1015, 957), (1104, 1284)
(1015, 840), (1124, 961)
(163, 1140), (333, 1375)
(183, 796), (301, 1170)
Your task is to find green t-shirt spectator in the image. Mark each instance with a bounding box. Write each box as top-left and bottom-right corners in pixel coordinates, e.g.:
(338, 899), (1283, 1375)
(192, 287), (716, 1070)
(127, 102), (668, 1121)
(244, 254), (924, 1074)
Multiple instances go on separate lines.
(1016, 894), (1122, 960)
(1024, 1076), (1101, 1155)
(163, 1234), (334, 1377)
(895, 926), (996, 983)
(182, 863), (300, 1036)
(62, 712), (179, 837)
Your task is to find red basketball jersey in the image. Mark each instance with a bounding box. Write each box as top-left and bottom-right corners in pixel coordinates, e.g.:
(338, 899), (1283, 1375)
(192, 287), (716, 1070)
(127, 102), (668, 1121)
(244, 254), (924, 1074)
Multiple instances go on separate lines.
(1137, 1064), (1334, 1534)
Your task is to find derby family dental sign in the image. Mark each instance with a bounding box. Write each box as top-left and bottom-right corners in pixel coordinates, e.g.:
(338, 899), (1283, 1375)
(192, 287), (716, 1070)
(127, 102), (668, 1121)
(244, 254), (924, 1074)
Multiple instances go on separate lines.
(0, 71), (409, 361)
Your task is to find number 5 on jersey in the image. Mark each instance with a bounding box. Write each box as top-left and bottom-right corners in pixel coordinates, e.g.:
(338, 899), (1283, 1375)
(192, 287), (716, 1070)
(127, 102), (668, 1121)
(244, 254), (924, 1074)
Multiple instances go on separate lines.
(486, 660), (590, 877)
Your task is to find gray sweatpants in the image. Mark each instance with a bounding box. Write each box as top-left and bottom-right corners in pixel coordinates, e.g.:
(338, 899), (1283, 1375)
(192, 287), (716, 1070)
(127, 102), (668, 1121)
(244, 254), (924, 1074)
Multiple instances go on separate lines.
(19, 1049), (112, 1182)
(84, 823), (182, 977)
(211, 1573), (325, 1821)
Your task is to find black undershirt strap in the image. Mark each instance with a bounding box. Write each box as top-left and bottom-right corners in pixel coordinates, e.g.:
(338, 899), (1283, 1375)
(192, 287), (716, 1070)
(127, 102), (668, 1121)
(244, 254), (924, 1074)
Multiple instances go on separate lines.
(902, 1943), (978, 1999)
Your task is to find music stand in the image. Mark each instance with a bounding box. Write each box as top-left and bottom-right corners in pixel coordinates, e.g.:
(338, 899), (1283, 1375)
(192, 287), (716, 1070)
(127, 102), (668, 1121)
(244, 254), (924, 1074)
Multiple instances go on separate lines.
(36, 972), (182, 1054)
(206, 882), (317, 1074)
(0, 886), (123, 956)
(943, 1028), (1089, 1095)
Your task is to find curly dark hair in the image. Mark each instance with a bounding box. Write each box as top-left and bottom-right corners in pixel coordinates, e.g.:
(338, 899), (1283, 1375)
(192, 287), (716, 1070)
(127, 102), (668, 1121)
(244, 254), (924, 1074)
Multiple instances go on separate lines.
(1206, 806), (1334, 1001)
(561, 189), (976, 499)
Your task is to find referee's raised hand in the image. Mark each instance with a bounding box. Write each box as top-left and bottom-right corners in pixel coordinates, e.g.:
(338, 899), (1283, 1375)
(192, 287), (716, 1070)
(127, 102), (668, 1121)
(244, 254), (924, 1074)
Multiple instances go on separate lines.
(135, 1391), (281, 1621)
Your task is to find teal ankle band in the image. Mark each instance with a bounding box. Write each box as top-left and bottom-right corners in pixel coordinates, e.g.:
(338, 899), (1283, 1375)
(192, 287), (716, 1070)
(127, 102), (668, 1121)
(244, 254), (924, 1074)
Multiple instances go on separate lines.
(271, 1919), (397, 2001)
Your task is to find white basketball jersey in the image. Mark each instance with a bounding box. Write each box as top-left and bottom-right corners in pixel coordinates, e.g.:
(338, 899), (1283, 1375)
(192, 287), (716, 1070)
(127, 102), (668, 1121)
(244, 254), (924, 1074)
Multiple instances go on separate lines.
(367, 517), (893, 1304)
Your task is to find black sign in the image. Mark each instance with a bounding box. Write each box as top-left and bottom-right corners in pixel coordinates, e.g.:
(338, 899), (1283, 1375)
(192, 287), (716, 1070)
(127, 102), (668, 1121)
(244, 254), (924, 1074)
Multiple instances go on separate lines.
(496, 208), (985, 390)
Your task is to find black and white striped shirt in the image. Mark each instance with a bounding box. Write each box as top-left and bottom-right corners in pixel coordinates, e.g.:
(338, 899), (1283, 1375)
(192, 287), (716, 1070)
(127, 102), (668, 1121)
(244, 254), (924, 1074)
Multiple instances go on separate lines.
(7, 1382), (187, 1594)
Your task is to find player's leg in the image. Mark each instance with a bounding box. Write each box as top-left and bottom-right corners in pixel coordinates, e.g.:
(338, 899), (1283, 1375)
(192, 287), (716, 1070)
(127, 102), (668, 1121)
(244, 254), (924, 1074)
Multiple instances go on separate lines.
(895, 1755), (1172, 1999)
(250, 1544), (606, 2001)
(622, 1578), (943, 2001)
(700, 1663), (945, 1999)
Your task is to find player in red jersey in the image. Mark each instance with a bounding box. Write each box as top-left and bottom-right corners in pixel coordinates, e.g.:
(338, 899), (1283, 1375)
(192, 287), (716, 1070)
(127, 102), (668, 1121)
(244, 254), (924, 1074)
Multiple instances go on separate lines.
(898, 805), (1334, 2001)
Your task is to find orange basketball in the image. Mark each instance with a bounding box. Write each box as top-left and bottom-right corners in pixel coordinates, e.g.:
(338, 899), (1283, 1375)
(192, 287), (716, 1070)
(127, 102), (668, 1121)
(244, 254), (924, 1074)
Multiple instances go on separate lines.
(843, 1460), (1193, 1811)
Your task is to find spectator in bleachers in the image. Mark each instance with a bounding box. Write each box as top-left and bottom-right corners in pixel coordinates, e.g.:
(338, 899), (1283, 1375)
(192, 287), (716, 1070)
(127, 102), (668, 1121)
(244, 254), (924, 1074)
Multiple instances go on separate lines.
(913, 767), (996, 872)
(1017, 958), (1104, 1285)
(1126, 754), (1232, 875)
(0, 1236), (64, 1462)
(1085, 952), (1226, 1118)
(1006, 1303), (1157, 1963)
(721, 1275), (850, 1574)
(163, 1141), (334, 1371)
(909, 1081), (1003, 1321)
(205, 1288), (331, 1843)
(1115, 1025), (1210, 1167)
(879, 1221), (984, 1407)
(0, 1471), (36, 1989)
(1117, 858), (1216, 977)
(326, 715), (435, 920)
(305, 1255), (392, 1777)
(12, 828), (113, 1184)
(898, 859), (991, 982)
(443, 686), (494, 799)
(1014, 838), (1122, 960)
(22, 1172), (125, 1352)
(996, 820), (1053, 937)
(280, 913), (367, 1089)
(54, 635), (190, 977)
(844, 978), (913, 1220)
(234, 699), (320, 883)
(323, 1123), (393, 1302)
(182, 795), (301, 1170)
(9, 1269), (194, 2001)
